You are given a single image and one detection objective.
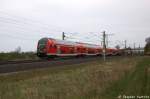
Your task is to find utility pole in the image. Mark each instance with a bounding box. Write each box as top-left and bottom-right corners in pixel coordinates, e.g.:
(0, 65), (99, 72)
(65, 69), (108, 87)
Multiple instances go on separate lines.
(133, 43), (136, 55)
(139, 44), (141, 55)
(62, 32), (66, 40)
(134, 43), (136, 50)
(106, 35), (108, 48)
(102, 31), (106, 61)
(124, 40), (127, 49)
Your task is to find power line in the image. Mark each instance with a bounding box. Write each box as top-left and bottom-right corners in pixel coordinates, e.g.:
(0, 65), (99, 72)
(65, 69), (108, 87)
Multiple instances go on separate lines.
(0, 18), (63, 40)
(0, 32), (38, 41)
(0, 11), (65, 38)
(0, 16), (61, 33)
(0, 29), (40, 40)
(0, 26), (46, 38)
(0, 11), (108, 45)
(0, 16), (62, 35)
(0, 10), (64, 32)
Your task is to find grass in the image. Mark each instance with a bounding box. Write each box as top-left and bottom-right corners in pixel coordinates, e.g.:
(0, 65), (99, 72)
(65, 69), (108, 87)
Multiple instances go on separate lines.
(100, 56), (150, 99)
(0, 56), (147, 99)
(0, 52), (39, 61)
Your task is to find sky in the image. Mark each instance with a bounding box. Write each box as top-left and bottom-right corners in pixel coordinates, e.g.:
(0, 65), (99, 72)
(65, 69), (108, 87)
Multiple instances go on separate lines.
(0, 0), (150, 52)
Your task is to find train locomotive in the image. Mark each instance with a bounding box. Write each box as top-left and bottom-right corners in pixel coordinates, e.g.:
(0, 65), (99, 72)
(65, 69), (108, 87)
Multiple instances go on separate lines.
(37, 38), (120, 58)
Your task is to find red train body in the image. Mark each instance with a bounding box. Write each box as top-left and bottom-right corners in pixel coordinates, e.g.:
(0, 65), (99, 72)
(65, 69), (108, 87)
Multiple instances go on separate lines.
(37, 38), (120, 58)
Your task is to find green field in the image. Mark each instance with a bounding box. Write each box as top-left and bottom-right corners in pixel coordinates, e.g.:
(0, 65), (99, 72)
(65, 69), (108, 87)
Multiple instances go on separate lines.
(0, 56), (149, 99)
(0, 52), (38, 61)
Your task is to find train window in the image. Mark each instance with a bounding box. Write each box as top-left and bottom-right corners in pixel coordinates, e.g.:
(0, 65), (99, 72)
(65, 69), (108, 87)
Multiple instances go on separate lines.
(54, 45), (57, 48)
(39, 38), (47, 45)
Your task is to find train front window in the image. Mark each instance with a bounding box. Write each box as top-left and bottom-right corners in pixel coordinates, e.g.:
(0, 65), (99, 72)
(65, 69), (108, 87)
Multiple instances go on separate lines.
(38, 38), (48, 50)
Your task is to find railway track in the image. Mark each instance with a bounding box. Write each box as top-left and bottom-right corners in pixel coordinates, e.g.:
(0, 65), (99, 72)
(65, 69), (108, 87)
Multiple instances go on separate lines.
(0, 56), (105, 74)
(0, 60), (47, 65)
(0, 56), (82, 65)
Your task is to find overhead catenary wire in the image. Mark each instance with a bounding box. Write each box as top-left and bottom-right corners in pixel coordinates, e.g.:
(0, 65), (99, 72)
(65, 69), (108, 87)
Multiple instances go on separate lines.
(0, 10), (107, 46)
(0, 11), (101, 38)
(0, 16), (62, 35)
(0, 17), (64, 41)
(62, 31), (103, 45)
(0, 17), (62, 34)
(0, 10), (64, 32)
(0, 28), (41, 39)
(0, 11), (66, 40)
(0, 32), (38, 41)
(0, 19), (101, 44)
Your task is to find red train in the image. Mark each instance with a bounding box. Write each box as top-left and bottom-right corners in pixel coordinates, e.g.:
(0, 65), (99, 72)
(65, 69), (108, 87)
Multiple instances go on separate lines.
(37, 38), (120, 58)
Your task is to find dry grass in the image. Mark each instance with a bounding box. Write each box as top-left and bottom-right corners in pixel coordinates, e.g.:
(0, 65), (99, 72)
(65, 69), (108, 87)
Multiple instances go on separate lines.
(101, 56), (150, 99)
(0, 56), (142, 99)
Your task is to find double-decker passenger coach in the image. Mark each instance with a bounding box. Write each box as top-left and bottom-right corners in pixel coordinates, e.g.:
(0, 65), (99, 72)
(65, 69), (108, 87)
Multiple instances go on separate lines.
(37, 38), (120, 59)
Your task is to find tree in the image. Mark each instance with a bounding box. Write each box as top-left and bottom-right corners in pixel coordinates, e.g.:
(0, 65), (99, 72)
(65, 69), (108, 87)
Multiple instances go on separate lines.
(115, 45), (120, 49)
(146, 37), (150, 44)
(144, 37), (150, 55)
(15, 46), (21, 53)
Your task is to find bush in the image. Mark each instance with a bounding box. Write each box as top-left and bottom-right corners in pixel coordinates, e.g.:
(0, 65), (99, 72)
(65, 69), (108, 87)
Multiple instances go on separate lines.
(0, 52), (38, 61)
(144, 43), (150, 55)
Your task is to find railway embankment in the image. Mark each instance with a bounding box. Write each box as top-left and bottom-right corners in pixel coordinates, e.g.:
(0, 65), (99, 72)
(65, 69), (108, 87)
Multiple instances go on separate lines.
(0, 56), (149, 99)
